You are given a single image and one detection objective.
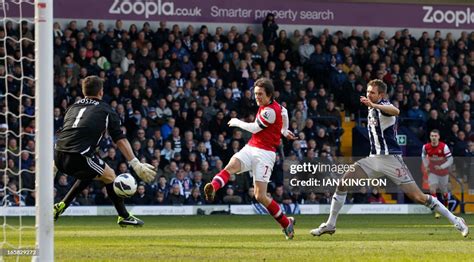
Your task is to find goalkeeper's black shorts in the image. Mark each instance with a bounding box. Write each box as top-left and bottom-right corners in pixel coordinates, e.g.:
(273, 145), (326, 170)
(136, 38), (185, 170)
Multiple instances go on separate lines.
(54, 151), (106, 180)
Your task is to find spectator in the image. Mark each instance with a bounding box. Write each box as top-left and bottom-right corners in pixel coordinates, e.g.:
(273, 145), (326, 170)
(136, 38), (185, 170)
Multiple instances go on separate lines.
(161, 119), (175, 141)
(305, 192), (319, 204)
(185, 187), (204, 205)
(318, 191), (332, 204)
(281, 193), (300, 215)
(55, 174), (70, 200)
(406, 102), (425, 137)
(275, 30), (292, 53)
(95, 186), (112, 205)
(262, 13), (278, 45)
(242, 186), (256, 204)
(25, 191), (36, 206)
(453, 131), (468, 157)
(3, 183), (25, 206)
(368, 188), (386, 204)
(330, 63), (348, 99)
(222, 185), (242, 204)
(426, 109), (445, 137)
(192, 171), (205, 193)
(323, 101), (341, 129)
(299, 35), (314, 65)
(169, 169), (193, 198)
(352, 187), (369, 204)
(153, 191), (167, 205)
(167, 183), (186, 205)
(76, 187), (95, 206)
(110, 41), (126, 67)
(131, 184), (153, 205)
(272, 185), (285, 203)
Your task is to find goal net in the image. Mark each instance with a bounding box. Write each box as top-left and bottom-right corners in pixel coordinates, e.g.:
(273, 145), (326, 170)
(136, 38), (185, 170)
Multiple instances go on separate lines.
(0, 1), (53, 261)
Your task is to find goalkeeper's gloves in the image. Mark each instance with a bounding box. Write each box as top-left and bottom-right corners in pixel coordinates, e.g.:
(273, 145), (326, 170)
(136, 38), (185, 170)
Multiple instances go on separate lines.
(128, 158), (156, 183)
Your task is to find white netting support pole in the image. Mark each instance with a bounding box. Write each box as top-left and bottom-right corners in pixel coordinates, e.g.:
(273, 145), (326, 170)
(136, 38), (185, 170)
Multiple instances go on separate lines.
(34, 0), (53, 261)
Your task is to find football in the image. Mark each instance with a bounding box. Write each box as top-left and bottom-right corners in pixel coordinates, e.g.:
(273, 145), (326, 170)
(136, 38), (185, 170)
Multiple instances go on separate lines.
(113, 173), (137, 198)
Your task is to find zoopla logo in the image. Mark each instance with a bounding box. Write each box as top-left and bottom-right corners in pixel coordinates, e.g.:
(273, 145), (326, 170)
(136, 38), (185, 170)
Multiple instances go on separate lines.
(422, 6), (474, 27)
(109, 0), (173, 17)
(109, 0), (202, 18)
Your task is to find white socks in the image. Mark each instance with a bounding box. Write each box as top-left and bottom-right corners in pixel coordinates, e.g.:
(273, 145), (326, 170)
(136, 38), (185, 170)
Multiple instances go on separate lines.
(327, 191), (347, 226)
(326, 193), (457, 228)
(425, 194), (457, 224)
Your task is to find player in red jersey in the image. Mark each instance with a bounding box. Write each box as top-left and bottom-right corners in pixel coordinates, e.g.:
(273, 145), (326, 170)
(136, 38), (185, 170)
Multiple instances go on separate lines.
(204, 78), (297, 239)
(422, 129), (453, 218)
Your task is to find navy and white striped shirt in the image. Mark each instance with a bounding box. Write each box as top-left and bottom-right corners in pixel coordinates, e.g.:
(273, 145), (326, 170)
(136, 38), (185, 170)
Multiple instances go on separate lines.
(367, 99), (402, 155)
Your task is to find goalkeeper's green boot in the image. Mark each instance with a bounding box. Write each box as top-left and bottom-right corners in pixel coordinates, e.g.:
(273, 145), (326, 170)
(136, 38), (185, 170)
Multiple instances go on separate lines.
(117, 214), (144, 227)
(53, 202), (66, 221)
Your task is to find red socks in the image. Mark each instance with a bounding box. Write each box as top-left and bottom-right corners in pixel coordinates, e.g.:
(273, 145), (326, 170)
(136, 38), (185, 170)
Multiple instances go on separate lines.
(211, 170), (290, 229)
(211, 169), (230, 190)
(266, 200), (290, 228)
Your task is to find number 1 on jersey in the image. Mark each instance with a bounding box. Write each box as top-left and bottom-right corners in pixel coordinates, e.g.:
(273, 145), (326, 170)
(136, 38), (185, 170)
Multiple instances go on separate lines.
(72, 108), (87, 128)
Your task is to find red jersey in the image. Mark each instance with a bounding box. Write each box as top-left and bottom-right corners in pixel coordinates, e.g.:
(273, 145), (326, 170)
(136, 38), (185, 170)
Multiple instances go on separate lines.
(248, 100), (282, 152)
(422, 141), (452, 176)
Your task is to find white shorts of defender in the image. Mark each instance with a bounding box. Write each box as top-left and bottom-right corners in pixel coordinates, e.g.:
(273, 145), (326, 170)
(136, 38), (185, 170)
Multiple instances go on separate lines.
(428, 173), (449, 192)
(356, 155), (415, 185)
(234, 145), (276, 183)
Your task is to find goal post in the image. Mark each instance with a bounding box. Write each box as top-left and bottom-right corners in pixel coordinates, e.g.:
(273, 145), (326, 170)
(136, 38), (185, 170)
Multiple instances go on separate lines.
(34, 0), (53, 261)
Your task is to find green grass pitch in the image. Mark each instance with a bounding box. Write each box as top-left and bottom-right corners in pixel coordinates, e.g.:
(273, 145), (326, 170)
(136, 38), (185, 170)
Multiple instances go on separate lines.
(1, 214), (473, 261)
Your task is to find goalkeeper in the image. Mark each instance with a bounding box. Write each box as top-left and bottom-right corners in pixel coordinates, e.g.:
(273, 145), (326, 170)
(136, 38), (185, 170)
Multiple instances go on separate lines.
(53, 76), (156, 227)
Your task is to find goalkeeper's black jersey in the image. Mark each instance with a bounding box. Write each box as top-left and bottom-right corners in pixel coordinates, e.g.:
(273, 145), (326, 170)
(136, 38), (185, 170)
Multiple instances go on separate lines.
(55, 97), (125, 155)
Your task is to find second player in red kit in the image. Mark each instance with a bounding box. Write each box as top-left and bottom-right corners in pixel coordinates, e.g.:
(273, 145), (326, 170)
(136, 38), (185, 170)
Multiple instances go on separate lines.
(204, 78), (297, 239)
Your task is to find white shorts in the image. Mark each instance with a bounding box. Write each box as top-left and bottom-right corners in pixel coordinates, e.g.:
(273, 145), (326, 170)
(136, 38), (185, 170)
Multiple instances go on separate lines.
(233, 145), (276, 183)
(356, 155), (415, 185)
(428, 173), (449, 192)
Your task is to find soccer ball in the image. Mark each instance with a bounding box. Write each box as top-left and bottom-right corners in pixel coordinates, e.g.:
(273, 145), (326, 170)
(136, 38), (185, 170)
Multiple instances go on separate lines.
(113, 173), (137, 198)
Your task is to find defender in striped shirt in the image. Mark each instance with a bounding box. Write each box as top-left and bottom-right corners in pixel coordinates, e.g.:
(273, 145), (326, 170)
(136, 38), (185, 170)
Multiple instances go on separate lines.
(311, 79), (468, 238)
(366, 97), (401, 156)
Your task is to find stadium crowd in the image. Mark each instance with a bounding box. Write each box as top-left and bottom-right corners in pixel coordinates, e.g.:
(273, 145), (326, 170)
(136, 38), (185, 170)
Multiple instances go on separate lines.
(0, 16), (473, 208)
